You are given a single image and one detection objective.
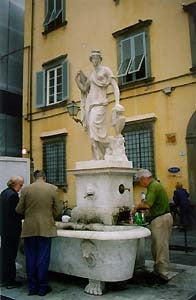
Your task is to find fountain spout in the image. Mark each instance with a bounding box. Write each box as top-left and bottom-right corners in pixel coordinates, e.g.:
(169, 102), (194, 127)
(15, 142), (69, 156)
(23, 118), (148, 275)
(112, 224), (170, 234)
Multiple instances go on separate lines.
(119, 183), (131, 194)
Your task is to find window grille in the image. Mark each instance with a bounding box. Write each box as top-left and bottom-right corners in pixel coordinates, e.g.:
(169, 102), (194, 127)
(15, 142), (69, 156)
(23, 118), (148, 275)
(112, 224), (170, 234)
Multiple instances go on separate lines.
(42, 135), (66, 187)
(124, 122), (155, 176)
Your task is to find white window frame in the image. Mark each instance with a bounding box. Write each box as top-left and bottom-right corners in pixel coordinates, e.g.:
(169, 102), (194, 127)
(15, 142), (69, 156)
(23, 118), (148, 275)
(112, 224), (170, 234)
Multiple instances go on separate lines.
(46, 65), (63, 106)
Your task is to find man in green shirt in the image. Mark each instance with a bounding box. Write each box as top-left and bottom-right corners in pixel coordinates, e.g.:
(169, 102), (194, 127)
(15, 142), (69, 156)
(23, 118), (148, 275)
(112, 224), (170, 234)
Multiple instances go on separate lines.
(133, 169), (173, 282)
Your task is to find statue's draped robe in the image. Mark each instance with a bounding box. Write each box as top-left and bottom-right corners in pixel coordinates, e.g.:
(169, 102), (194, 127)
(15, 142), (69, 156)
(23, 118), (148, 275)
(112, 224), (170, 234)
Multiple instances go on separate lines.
(85, 66), (114, 144)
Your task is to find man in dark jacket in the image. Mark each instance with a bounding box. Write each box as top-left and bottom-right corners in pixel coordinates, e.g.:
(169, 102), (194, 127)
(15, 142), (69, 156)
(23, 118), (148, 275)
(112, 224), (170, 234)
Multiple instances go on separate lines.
(173, 182), (194, 229)
(0, 176), (24, 288)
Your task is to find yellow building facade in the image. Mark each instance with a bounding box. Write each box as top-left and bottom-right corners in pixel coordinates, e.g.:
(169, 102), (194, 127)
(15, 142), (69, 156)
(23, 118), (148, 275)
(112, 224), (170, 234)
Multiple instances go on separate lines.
(23, 0), (196, 207)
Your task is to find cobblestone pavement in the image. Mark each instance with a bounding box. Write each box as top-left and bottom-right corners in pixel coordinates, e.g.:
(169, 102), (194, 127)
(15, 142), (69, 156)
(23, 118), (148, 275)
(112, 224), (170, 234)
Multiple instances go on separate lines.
(1, 227), (196, 300)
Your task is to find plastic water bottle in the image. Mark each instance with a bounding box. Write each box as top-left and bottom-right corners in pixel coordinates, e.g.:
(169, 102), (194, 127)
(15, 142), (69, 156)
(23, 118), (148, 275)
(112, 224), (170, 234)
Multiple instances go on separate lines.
(141, 192), (145, 202)
(141, 211), (145, 224)
(129, 212), (134, 224)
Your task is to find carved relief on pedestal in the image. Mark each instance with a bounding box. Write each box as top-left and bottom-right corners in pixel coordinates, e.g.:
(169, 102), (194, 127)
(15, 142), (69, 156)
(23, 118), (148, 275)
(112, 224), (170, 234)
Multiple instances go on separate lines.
(84, 279), (105, 296)
(81, 239), (98, 268)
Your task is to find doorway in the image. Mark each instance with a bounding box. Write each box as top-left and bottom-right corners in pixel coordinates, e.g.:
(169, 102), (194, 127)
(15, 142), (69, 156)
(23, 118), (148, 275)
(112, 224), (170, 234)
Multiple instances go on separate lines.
(186, 111), (196, 204)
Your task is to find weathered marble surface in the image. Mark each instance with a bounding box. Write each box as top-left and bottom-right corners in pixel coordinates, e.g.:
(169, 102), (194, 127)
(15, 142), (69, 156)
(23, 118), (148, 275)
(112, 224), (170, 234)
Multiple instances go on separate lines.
(49, 224), (150, 295)
(68, 160), (135, 225)
(55, 222), (150, 240)
(75, 50), (121, 160)
(17, 223), (150, 296)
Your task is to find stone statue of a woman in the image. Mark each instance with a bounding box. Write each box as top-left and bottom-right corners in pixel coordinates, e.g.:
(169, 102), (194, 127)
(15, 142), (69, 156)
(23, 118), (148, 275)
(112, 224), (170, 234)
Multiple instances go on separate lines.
(75, 50), (120, 160)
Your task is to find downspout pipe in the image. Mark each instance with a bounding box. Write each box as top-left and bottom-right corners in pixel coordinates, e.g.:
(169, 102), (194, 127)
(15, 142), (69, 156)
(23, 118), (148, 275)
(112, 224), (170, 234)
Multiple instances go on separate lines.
(29, 0), (34, 180)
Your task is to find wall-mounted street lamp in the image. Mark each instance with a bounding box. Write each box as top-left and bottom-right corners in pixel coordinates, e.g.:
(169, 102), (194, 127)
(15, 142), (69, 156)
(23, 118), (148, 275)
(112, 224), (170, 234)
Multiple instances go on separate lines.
(22, 147), (30, 155)
(67, 101), (83, 125)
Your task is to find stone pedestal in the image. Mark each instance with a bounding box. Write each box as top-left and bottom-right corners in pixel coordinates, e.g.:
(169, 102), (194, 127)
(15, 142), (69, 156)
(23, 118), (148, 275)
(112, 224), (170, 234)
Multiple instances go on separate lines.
(68, 160), (135, 225)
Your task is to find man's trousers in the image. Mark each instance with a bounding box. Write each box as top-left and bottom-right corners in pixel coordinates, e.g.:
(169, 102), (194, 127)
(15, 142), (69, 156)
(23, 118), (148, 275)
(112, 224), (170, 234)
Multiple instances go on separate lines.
(24, 236), (51, 293)
(0, 234), (20, 285)
(150, 213), (173, 276)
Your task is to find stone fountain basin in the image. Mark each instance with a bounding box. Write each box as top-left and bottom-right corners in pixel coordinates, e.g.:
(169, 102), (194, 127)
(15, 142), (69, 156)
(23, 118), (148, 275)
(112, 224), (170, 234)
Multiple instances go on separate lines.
(49, 222), (151, 283)
(56, 222), (150, 240)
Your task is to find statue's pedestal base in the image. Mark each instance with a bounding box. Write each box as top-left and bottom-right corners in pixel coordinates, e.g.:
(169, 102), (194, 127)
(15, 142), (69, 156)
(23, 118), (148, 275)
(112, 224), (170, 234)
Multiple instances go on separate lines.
(68, 160), (135, 225)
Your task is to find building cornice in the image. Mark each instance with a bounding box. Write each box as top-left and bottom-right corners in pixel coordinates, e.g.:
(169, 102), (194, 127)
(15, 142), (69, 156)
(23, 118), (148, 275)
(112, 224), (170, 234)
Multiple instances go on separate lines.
(112, 19), (152, 38)
(40, 128), (67, 138)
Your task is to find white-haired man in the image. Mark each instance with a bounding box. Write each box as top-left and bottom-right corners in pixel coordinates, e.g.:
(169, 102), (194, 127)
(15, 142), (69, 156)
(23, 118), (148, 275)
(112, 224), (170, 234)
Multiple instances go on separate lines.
(0, 176), (24, 288)
(133, 169), (173, 282)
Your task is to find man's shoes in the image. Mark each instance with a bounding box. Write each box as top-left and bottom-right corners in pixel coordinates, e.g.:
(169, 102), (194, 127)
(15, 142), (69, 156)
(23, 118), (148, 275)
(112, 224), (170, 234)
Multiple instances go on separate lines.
(38, 286), (52, 296)
(0, 282), (7, 287)
(152, 271), (169, 284)
(179, 227), (185, 232)
(156, 274), (169, 284)
(6, 281), (22, 289)
(28, 290), (38, 296)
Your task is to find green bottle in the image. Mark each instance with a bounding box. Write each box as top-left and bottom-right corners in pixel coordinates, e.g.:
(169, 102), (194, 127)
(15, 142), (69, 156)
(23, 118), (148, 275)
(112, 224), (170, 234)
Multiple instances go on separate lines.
(134, 212), (143, 225)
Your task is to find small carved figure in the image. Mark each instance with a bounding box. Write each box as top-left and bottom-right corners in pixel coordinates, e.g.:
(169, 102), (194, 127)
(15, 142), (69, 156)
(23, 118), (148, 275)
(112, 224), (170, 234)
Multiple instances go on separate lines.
(104, 136), (128, 161)
(111, 103), (126, 137)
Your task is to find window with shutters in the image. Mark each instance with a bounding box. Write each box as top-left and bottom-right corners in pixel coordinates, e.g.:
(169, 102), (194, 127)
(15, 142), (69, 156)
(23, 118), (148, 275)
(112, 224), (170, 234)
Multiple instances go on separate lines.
(183, 2), (196, 72)
(35, 55), (69, 108)
(42, 134), (67, 188)
(43, 0), (66, 34)
(113, 20), (152, 87)
(123, 120), (155, 177)
(46, 65), (62, 105)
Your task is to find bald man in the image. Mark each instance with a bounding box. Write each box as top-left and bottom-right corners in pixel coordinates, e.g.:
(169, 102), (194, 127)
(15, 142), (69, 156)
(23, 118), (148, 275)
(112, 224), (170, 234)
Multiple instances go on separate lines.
(0, 176), (24, 288)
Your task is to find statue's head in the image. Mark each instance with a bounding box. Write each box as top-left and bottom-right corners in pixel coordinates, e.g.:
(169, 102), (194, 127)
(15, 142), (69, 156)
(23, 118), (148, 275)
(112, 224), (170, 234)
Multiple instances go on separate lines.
(89, 50), (102, 63)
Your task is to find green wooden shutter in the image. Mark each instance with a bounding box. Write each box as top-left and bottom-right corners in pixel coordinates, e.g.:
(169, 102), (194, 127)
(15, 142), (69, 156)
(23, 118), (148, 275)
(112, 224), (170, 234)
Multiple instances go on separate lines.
(55, 0), (63, 19)
(62, 60), (69, 100)
(62, 0), (66, 22)
(122, 37), (132, 60)
(117, 37), (132, 76)
(128, 32), (145, 74)
(43, 0), (49, 26)
(35, 71), (45, 108)
(189, 15), (196, 66)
